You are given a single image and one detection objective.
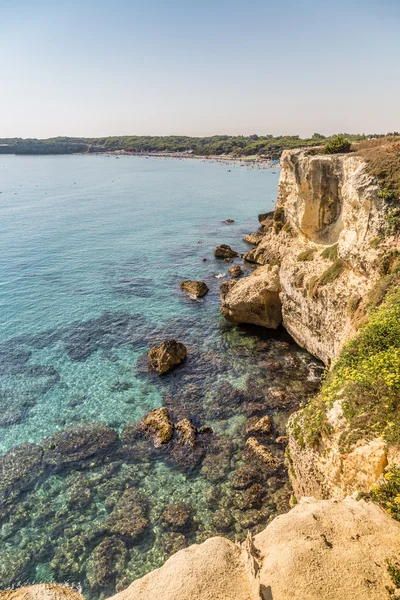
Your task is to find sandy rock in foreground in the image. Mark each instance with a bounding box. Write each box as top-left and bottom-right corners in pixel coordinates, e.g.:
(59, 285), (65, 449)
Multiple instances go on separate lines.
(111, 536), (259, 600)
(0, 584), (84, 600)
(254, 496), (400, 600)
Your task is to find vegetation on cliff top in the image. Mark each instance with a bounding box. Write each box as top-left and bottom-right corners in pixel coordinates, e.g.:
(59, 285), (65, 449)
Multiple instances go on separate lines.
(292, 271), (400, 450)
(0, 132), (395, 159)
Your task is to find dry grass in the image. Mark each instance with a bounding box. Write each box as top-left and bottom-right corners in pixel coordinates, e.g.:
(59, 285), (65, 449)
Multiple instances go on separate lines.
(354, 137), (400, 202)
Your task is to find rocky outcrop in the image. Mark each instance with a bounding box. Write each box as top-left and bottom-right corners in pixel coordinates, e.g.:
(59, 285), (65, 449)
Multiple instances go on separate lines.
(228, 264), (244, 278)
(148, 339), (187, 374)
(180, 281), (209, 297)
(221, 148), (387, 365)
(7, 497), (400, 600)
(139, 407), (174, 447)
(220, 265), (282, 327)
(214, 244), (240, 259)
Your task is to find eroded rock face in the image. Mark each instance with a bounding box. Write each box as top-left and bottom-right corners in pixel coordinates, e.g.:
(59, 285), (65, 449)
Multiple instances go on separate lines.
(214, 244), (240, 259)
(180, 281), (209, 297)
(220, 265), (282, 328)
(148, 339), (187, 374)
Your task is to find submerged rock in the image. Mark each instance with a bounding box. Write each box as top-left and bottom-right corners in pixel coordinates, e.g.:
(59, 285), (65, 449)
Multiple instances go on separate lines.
(86, 536), (128, 590)
(139, 407), (174, 447)
(160, 503), (194, 532)
(0, 443), (44, 510)
(180, 281), (209, 298)
(230, 465), (263, 490)
(148, 339), (187, 374)
(214, 244), (239, 259)
(105, 488), (149, 543)
(41, 425), (118, 471)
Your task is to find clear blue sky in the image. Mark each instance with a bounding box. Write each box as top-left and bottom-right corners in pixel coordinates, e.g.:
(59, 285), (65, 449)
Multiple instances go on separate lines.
(1, 0), (399, 138)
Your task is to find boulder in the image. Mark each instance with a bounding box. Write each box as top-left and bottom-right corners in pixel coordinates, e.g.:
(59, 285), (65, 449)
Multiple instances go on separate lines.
(214, 244), (239, 259)
(228, 264), (244, 278)
(245, 437), (280, 473)
(42, 425), (118, 471)
(245, 415), (272, 436)
(220, 265), (282, 328)
(175, 418), (197, 446)
(224, 219), (235, 224)
(180, 281), (209, 298)
(139, 407), (174, 447)
(148, 339), (187, 374)
(243, 232), (264, 245)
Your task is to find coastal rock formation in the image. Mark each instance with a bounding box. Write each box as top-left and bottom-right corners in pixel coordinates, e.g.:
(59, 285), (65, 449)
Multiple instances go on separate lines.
(228, 264), (244, 278)
(180, 280), (209, 297)
(214, 244), (240, 259)
(148, 339), (187, 374)
(7, 497), (400, 600)
(220, 265), (282, 327)
(243, 232), (264, 245)
(221, 148), (386, 364)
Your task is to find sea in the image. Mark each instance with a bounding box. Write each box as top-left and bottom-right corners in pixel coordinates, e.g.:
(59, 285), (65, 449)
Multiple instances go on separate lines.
(0, 154), (322, 597)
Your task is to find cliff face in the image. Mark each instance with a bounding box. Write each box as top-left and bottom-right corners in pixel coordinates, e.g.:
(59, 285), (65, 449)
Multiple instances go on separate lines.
(221, 147), (400, 500)
(222, 148), (387, 365)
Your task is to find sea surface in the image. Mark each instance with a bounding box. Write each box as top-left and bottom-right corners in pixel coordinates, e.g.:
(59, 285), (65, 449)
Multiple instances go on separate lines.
(0, 155), (322, 597)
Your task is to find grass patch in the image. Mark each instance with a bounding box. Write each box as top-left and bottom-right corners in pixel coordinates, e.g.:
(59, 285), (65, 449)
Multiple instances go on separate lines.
(356, 137), (400, 203)
(293, 276), (400, 449)
(297, 248), (316, 262)
(360, 466), (400, 521)
(309, 259), (345, 297)
(320, 244), (338, 260)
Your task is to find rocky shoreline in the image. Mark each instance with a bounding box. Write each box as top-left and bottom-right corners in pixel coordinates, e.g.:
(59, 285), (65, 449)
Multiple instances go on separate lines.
(4, 142), (400, 599)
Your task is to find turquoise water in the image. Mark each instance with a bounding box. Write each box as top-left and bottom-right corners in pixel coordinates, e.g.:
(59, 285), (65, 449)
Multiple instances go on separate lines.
(0, 155), (322, 597)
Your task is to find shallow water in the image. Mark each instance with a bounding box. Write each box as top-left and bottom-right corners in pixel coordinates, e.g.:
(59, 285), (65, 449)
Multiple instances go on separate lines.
(0, 155), (322, 597)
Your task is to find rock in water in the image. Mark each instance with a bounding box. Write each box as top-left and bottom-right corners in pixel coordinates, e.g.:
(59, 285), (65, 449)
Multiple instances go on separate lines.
(148, 339), (187, 374)
(180, 280), (209, 298)
(245, 437), (280, 473)
(140, 407), (174, 446)
(214, 244), (239, 259)
(220, 265), (282, 328)
(228, 264), (243, 278)
(160, 503), (194, 532)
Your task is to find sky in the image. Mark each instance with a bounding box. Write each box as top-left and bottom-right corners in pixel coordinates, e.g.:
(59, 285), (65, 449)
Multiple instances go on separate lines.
(0, 0), (399, 138)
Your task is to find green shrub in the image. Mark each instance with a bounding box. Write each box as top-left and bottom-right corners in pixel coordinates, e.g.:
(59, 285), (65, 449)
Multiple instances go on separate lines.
(322, 135), (351, 155)
(320, 244), (338, 260)
(309, 259), (345, 297)
(298, 284), (400, 449)
(297, 248), (316, 261)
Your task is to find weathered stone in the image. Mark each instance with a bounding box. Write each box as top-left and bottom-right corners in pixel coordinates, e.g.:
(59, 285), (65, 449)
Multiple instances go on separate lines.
(245, 415), (272, 436)
(139, 407), (174, 447)
(220, 265), (282, 328)
(175, 418), (197, 446)
(148, 339), (187, 374)
(243, 232), (264, 245)
(214, 244), (239, 259)
(228, 264), (244, 278)
(180, 280), (209, 298)
(245, 438), (280, 473)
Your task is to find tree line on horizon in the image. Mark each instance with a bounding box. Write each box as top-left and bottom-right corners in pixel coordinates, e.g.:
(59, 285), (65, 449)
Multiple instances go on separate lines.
(0, 132), (399, 158)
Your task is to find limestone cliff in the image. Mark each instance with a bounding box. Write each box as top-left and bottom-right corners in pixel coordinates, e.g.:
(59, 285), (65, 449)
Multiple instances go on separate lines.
(221, 148), (388, 365)
(221, 145), (400, 501)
